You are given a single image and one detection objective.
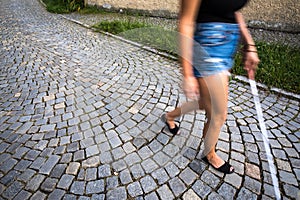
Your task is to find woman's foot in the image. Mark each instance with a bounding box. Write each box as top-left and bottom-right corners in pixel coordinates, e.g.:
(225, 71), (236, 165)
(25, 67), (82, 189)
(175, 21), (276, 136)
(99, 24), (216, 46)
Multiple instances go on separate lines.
(162, 113), (179, 134)
(202, 153), (234, 174)
(166, 113), (176, 129)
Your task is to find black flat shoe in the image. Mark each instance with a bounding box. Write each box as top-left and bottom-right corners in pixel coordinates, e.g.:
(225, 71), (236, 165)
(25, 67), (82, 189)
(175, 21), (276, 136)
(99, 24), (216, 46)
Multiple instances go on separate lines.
(202, 156), (234, 174)
(161, 113), (180, 135)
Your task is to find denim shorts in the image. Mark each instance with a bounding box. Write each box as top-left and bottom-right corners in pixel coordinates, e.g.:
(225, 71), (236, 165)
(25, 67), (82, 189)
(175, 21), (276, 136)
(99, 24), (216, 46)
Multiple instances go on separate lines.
(193, 22), (240, 77)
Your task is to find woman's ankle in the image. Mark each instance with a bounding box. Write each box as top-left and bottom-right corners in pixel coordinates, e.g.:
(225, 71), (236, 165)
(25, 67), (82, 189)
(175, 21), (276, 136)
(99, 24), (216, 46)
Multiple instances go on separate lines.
(166, 112), (175, 121)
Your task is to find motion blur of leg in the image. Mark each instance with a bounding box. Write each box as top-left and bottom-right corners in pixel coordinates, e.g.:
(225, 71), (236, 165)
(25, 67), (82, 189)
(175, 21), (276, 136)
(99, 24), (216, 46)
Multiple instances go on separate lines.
(166, 99), (203, 129)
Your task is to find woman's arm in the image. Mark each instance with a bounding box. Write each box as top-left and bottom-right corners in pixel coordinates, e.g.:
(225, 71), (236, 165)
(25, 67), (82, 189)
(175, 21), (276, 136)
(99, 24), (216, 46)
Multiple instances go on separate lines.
(179, 0), (202, 99)
(235, 11), (260, 80)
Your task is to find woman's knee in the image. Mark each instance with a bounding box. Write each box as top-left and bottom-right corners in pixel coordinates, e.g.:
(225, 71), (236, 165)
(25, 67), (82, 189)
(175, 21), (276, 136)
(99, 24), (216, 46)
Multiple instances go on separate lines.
(208, 111), (227, 127)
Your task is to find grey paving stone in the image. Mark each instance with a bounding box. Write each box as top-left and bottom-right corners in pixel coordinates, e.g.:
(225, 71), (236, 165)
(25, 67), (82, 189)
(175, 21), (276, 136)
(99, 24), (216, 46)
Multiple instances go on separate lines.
(244, 176), (262, 195)
(98, 164), (111, 178)
(25, 174), (45, 192)
(245, 151), (260, 164)
(106, 176), (119, 190)
(99, 151), (113, 164)
(168, 177), (187, 197)
(14, 160), (32, 172)
(236, 188), (258, 200)
(17, 168), (36, 183)
(283, 183), (299, 199)
(112, 160), (127, 172)
(74, 150), (85, 161)
(124, 152), (141, 166)
(144, 192), (159, 200)
(66, 162), (80, 175)
(165, 162), (181, 178)
(13, 190), (32, 200)
(82, 156), (101, 168)
(157, 184), (175, 200)
(54, 146), (66, 155)
(84, 167), (97, 181)
(50, 164), (67, 178)
(16, 122), (34, 134)
(40, 124), (56, 132)
(173, 155), (190, 169)
(39, 155), (60, 175)
(48, 189), (65, 200)
(279, 170), (298, 186)
(127, 181), (143, 197)
(130, 164), (145, 179)
(57, 174), (75, 190)
(111, 147), (126, 160)
(91, 194), (105, 200)
(70, 181), (85, 195)
(106, 187), (127, 200)
(120, 169), (133, 185)
(272, 149), (287, 160)
(86, 179), (105, 194)
(109, 136), (122, 148)
(151, 168), (170, 185)
(60, 153), (73, 164)
(207, 192), (226, 200)
(140, 175), (157, 194)
(153, 151), (171, 167)
(148, 140), (163, 153)
(217, 182), (237, 200)
(137, 146), (154, 160)
(141, 158), (159, 173)
(122, 142), (136, 154)
(0, 170), (21, 185)
(71, 133), (84, 142)
(41, 177), (58, 193)
(98, 142), (111, 153)
(178, 167), (198, 186)
(192, 180), (211, 199)
(0, 158), (18, 173)
(2, 181), (24, 199)
(86, 145), (100, 158)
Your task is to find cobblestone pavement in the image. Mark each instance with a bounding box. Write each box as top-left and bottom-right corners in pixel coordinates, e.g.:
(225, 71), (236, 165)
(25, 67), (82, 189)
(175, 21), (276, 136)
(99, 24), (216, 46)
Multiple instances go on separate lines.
(0, 0), (299, 199)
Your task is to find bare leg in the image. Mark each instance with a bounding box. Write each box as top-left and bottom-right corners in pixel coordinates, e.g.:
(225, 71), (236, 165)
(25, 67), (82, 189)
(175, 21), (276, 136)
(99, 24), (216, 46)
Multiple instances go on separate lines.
(198, 71), (232, 170)
(166, 99), (204, 128)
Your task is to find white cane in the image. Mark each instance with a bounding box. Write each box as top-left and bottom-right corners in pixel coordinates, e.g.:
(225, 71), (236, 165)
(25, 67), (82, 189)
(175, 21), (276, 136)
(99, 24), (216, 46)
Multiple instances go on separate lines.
(249, 79), (281, 200)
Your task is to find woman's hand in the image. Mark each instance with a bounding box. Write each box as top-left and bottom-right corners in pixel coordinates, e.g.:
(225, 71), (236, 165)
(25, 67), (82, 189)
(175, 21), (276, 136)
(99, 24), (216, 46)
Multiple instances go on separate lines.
(183, 76), (200, 100)
(243, 50), (260, 80)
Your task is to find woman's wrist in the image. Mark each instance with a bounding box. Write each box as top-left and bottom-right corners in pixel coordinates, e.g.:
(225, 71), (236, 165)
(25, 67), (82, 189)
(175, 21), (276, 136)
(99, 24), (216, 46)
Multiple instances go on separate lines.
(243, 43), (257, 53)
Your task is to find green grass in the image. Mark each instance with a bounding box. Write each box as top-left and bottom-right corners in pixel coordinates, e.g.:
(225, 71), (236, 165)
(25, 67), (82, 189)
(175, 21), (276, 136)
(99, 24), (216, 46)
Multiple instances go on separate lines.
(93, 20), (149, 35)
(93, 21), (178, 54)
(93, 20), (300, 93)
(42, 0), (83, 14)
(78, 5), (109, 14)
(233, 43), (300, 93)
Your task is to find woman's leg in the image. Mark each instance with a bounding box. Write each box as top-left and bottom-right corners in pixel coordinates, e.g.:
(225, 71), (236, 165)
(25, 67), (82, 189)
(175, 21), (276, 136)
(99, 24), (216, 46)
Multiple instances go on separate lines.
(166, 99), (204, 129)
(198, 71), (232, 170)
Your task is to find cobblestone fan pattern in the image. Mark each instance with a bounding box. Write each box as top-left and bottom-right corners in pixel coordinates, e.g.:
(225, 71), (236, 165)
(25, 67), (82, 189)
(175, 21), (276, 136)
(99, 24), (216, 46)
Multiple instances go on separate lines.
(0, 0), (299, 199)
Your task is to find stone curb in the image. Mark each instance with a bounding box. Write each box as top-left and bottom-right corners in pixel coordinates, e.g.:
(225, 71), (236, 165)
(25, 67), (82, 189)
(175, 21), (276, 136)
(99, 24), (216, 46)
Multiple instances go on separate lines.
(60, 15), (300, 101)
(248, 20), (300, 34)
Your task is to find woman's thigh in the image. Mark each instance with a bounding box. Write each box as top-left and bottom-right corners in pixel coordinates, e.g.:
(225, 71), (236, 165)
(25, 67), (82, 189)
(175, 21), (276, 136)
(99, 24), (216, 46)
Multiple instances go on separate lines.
(198, 71), (229, 119)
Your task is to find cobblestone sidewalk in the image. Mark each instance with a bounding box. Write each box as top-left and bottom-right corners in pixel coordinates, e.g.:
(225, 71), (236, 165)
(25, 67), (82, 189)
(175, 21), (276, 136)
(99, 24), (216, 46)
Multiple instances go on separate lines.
(0, 0), (299, 199)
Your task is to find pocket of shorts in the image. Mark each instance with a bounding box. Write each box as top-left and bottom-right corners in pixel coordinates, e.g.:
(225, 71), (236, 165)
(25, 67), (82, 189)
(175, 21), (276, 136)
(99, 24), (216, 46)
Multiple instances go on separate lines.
(195, 30), (231, 46)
